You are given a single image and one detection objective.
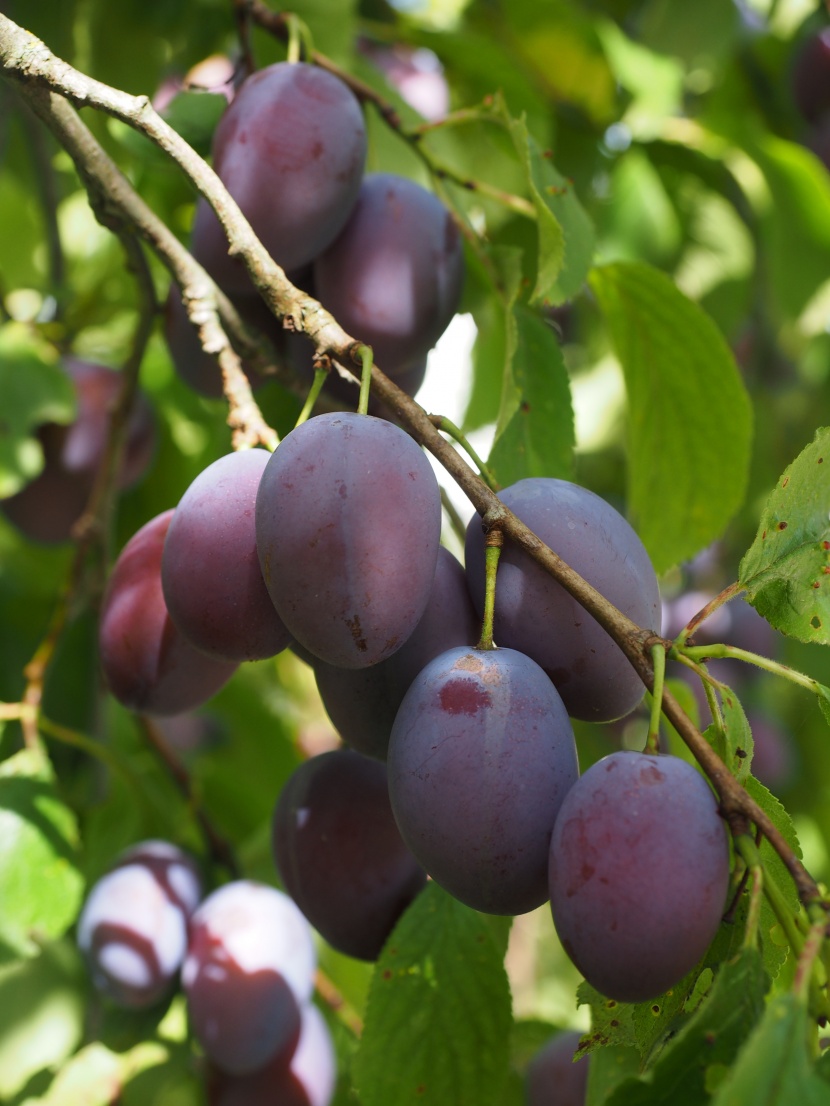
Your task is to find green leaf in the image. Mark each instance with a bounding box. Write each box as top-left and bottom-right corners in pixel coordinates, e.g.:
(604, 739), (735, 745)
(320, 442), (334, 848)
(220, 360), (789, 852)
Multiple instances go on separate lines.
(710, 994), (828, 1106)
(604, 950), (768, 1106)
(0, 940), (86, 1100)
(739, 427), (830, 644)
(353, 882), (512, 1106)
(743, 775), (801, 983)
(0, 746), (84, 960)
(488, 303), (575, 486)
(493, 95), (594, 305)
(161, 90), (226, 157)
(589, 260), (753, 574)
(720, 684), (754, 784)
(0, 324), (75, 498)
(747, 135), (830, 325)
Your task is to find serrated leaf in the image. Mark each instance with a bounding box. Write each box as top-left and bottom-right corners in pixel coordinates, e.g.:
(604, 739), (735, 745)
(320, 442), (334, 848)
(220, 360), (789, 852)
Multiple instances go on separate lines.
(604, 950), (768, 1106)
(0, 746), (84, 959)
(353, 882), (512, 1106)
(739, 427), (830, 644)
(710, 994), (828, 1106)
(488, 304), (575, 486)
(743, 775), (801, 982)
(0, 323), (75, 498)
(493, 95), (594, 305)
(589, 261), (752, 574)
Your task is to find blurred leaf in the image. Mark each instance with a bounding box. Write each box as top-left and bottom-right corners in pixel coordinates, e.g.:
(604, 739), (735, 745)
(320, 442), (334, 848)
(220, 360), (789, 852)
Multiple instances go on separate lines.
(637, 0), (742, 71)
(589, 260), (753, 574)
(291, 0), (358, 62)
(161, 89), (226, 157)
(739, 427), (830, 645)
(0, 746), (84, 960)
(746, 135), (830, 324)
(25, 1042), (121, 1106)
(494, 95), (595, 306)
(488, 303), (575, 486)
(597, 20), (684, 134)
(596, 149), (683, 266)
(353, 882), (512, 1106)
(0, 324), (74, 498)
(587, 1045), (642, 1106)
(710, 993), (828, 1106)
(0, 940), (86, 1100)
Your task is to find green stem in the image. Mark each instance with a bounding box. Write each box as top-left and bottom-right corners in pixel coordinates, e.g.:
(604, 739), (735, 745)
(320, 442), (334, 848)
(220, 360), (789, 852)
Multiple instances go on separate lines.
(681, 644), (821, 696)
(285, 14), (305, 64)
(430, 415), (498, 490)
(356, 345), (374, 417)
(735, 836), (763, 950)
(737, 836), (805, 955)
(440, 486), (467, 546)
(476, 532), (503, 651)
(39, 716), (149, 806)
(295, 365), (328, 427)
(794, 912), (829, 1004)
(646, 643), (666, 754)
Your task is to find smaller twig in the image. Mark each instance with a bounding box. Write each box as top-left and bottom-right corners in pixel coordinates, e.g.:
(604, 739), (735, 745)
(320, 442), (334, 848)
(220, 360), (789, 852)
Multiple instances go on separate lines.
(138, 716), (240, 879)
(646, 644), (666, 755)
(734, 835), (763, 950)
(429, 415), (498, 490)
(440, 486), (467, 546)
(794, 909), (829, 1004)
(315, 968), (364, 1037)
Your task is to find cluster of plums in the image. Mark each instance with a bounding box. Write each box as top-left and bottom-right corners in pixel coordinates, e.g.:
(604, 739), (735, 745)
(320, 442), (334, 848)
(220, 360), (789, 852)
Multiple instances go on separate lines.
(89, 398), (732, 1011)
(77, 841), (335, 1105)
(165, 56), (464, 406)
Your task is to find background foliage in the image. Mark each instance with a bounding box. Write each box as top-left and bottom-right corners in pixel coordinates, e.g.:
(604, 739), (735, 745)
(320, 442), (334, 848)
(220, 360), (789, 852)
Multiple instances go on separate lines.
(2, 0), (830, 1103)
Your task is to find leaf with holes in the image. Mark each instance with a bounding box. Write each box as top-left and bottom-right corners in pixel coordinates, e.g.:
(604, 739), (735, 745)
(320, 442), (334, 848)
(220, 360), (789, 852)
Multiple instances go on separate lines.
(739, 427), (830, 644)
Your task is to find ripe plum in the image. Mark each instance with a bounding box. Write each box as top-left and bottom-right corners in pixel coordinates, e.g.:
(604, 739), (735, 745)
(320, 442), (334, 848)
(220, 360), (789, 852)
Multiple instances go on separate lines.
(99, 511), (237, 714)
(207, 1001), (336, 1106)
(465, 478), (660, 722)
(387, 646), (579, 915)
(548, 751), (730, 1003)
(272, 749), (426, 960)
(183, 881), (316, 1075)
(162, 450), (292, 661)
(255, 412), (442, 668)
(314, 173), (464, 376)
(2, 359), (156, 543)
(525, 1030), (588, 1106)
(193, 62), (367, 292)
(313, 546), (479, 758)
(77, 840), (202, 1009)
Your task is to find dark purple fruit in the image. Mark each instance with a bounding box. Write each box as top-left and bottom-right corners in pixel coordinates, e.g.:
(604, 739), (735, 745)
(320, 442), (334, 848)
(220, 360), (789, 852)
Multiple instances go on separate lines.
(388, 646), (579, 915)
(272, 749), (426, 960)
(255, 412), (442, 669)
(548, 751), (730, 1003)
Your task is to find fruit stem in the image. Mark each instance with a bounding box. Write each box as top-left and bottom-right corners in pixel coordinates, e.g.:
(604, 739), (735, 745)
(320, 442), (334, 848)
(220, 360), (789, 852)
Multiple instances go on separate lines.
(476, 530), (503, 651)
(429, 414), (499, 490)
(736, 835), (805, 956)
(284, 13), (311, 64)
(646, 643), (666, 754)
(356, 344), (374, 416)
(295, 365), (328, 428)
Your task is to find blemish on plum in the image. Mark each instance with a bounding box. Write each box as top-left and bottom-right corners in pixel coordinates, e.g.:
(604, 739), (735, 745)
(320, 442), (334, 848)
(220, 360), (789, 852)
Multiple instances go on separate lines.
(439, 678), (491, 716)
(639, 764), (664, 785)
(345, 614), (368, 652)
